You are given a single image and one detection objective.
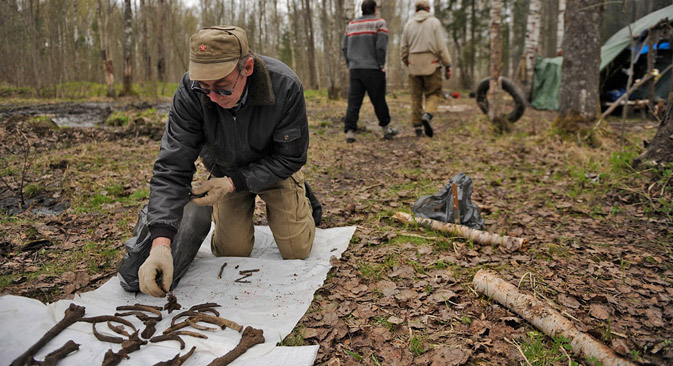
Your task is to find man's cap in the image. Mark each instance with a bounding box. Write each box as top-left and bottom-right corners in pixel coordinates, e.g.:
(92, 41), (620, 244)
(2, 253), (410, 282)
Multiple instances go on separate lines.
(189, 26), (248, 81)
(415, 0), (430, 9)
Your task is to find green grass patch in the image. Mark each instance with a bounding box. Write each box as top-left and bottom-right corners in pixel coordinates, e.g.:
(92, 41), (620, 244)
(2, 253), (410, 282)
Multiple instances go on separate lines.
(357, 254), (398, 280)
(519, 331), (577, 366)
(409, 334), (430, 356)
(106, 112), (131, 127)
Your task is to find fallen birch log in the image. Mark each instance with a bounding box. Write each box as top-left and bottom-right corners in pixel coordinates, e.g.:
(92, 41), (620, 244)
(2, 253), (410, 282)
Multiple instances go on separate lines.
(393, 211), (526, 252)
(473, 269), (635, 366)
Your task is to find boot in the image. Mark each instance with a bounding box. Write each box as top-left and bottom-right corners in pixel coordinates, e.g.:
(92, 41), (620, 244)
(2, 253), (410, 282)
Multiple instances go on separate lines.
(345, 129), (355, 143)
(415, 127), (424, 137)
(382, 125), (398, 140)
(421, 112), (434, 138)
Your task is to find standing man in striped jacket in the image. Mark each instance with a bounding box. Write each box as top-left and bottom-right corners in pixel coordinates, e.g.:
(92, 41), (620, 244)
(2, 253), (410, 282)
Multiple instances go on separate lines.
(342, 0), (397, 143)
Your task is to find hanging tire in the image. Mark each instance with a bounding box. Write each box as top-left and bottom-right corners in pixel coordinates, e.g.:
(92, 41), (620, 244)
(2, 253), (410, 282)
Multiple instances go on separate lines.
(475, 77), (526, 123)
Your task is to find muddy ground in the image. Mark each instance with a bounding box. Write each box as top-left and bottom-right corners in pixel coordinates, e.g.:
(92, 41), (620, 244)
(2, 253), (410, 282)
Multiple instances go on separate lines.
(0, 93), (671, 365)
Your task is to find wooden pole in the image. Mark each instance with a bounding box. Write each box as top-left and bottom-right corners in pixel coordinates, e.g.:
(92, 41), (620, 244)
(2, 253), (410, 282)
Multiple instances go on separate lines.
(392, 212), (526, 252)
(473, 270), (636, 366)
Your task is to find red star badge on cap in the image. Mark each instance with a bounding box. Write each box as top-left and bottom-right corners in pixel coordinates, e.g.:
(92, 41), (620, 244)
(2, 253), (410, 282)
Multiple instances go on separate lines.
(199, 44), (206, 52)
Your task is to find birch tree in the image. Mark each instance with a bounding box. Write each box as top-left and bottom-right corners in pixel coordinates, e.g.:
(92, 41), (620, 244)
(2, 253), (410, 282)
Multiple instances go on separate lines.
(521, 0), (541, 97)
(557, 0), (566, 54)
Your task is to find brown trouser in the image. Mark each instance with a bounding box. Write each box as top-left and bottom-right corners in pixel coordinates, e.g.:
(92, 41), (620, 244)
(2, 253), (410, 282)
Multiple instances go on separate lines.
(211, 171), (315, 259)
(409, 68), (443, 127)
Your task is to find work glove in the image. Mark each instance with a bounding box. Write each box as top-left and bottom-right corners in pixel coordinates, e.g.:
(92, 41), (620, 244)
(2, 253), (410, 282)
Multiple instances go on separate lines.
(444, 65), (452, 80)
(138, 245), (173, 297)
(191, 176), (234, 206)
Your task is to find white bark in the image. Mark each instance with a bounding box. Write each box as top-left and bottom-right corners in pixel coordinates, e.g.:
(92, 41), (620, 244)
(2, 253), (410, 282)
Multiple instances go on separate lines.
(473, 270), (637, 366)
(523, 0), (541, 92)
(393, 212), (526, 252)
(557, 0), (566, 54)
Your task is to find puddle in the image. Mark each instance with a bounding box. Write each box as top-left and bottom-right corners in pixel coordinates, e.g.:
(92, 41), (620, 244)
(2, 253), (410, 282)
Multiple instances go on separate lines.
(0, 102), (170, 128)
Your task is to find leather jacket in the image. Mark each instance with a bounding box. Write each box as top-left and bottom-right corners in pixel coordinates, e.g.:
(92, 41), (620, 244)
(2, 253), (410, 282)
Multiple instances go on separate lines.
(147, 54), (309, 240)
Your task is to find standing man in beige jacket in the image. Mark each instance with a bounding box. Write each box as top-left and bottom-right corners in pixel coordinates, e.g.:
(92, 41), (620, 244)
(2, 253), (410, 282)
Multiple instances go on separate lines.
(401, 0), (452, 138)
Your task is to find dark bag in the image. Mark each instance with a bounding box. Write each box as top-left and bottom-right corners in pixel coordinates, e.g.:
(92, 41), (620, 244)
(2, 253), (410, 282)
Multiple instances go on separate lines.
(117, 202), (213, 293)
(412, 173), (484, 230)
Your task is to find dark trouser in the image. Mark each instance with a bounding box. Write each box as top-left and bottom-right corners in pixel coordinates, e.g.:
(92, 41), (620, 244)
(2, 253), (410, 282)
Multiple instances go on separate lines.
(344, 69), (391, 133)
(409, 68), (443, 127)
(118, 202), (213, 293)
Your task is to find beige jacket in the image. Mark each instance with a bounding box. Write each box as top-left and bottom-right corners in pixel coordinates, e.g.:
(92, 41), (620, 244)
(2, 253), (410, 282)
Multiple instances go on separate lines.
(401, 10), (451, 76)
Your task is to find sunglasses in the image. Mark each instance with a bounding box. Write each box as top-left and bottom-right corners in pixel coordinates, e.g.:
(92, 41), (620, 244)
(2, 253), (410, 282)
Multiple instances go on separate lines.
(191, 72), (242, 96)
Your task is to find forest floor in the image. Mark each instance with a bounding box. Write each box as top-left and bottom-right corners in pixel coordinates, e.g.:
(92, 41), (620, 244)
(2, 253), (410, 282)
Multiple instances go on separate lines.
(0, 91), (671, 365)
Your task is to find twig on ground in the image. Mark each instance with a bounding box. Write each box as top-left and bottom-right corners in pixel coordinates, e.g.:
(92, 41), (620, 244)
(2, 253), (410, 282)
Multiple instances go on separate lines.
(504, 337), (533, 366)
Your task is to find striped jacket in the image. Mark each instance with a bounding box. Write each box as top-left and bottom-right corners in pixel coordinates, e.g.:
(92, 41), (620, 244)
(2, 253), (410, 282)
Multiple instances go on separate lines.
(342, 14), (389, 70)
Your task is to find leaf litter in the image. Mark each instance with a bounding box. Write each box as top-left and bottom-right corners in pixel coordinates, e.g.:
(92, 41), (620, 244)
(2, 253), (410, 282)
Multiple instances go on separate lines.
(0, 95), (671, 365)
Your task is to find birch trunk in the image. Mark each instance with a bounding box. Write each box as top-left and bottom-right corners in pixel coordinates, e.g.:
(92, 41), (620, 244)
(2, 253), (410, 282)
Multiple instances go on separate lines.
(473, 270), (636, 366)
(557, 0), (566, 54)
(523, 0), (541, 97)
(393, 212), (526, 252)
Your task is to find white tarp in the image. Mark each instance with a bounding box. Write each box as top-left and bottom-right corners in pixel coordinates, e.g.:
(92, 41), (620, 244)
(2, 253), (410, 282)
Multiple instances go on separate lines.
(0, 225), (355, 365)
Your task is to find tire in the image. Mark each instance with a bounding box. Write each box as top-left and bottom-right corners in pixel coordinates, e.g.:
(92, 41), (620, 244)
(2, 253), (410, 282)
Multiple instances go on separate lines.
(475, 77), (526, 123)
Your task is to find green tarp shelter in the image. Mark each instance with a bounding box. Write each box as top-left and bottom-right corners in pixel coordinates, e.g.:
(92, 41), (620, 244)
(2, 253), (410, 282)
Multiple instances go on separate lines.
(530, 5), (673, 110)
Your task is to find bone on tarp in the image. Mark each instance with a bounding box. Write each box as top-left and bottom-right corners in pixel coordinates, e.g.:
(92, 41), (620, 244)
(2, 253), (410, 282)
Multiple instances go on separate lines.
(186, 319), (218, 331)
(102, 349), (128, 366)
(392, 211), (527, 252)
(116, 304), (163, 318)
(150, 334), (186, 349)
(141, 318), (158, 339)
(170, 310), (242, 332)
(207, 326), (265, 366)
(115, 310), (161, 322)
(101, 332), (148, 366)
(30, 340), (80, 366)
(218, 262), (227, 279)
(80, 315), (137, 332)
(164, 293), (182, 314)
(153, 346), (196, 366)
(189, 313), (243, 332)
(107, 321), (132, 337)
(92, 322), (124, 344)
(234, 274), (252, 283)
(10, 303), (86, 366)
